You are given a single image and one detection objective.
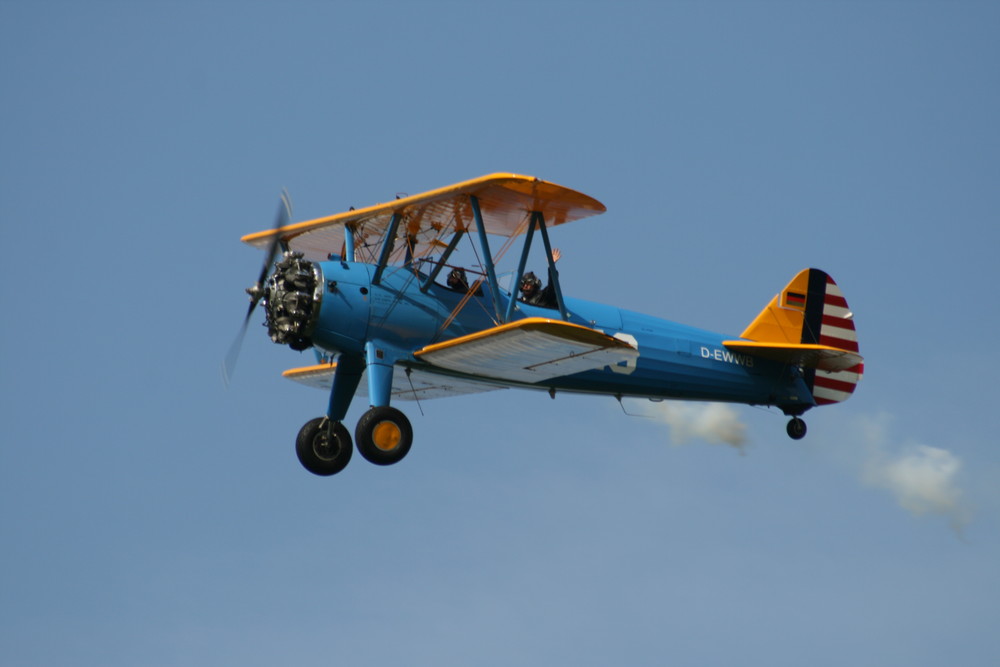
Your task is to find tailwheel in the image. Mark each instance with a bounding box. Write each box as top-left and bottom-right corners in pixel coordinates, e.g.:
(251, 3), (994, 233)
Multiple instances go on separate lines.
(786, 417), (807, 440)
(296, 417), (353, 476)
(355, 406), (413, 466)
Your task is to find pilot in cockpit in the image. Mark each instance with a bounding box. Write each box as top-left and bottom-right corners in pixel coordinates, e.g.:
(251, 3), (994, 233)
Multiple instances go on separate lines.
(518, 248), (561, 309)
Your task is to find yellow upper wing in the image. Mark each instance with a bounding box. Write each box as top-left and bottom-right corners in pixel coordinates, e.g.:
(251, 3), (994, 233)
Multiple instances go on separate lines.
(241, 173), (606, 262)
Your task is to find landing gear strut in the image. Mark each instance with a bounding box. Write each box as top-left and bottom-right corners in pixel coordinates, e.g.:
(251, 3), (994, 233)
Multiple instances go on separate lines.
(786, 417), (807, 440)
(296, 418), (353, 476)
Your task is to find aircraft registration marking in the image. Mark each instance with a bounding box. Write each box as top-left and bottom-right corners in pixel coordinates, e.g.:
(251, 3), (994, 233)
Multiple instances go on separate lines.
(700, 346), (755, 368)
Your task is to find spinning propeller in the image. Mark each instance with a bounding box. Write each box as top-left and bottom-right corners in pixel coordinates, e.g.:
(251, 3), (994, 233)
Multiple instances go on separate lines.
(222, 189), (293, 385)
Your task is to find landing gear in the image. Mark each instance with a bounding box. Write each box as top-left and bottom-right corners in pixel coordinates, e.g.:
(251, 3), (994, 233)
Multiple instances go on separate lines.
(296, 417), (353, 476)
(295, 407), (414, 475)
(786, 417), (807, 440)
(355, 406), (413, 466)
(296, 344), (414, 474)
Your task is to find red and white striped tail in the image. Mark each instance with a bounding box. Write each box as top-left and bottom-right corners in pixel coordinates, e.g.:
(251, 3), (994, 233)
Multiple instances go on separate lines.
(810, 273), (864, 405)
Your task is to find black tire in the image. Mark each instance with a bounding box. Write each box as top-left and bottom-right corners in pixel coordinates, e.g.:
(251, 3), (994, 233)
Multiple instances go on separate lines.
(296, 417), (353, 476)
(786, 417), (807, 440)
(355, 406), (413, 466)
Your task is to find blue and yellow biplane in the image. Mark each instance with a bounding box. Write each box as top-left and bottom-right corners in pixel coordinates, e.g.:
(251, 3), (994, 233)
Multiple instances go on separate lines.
(227, 174), (863, 476)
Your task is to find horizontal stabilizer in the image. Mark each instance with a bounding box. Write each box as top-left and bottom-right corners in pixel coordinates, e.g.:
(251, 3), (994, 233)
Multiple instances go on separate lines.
(722, 340), (863, 372)
(283, 363), (507, 400)
(415, 318), (639, 384)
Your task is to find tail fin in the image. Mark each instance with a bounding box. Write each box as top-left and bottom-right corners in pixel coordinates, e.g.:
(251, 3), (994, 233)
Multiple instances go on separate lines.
(733, 268), (864, 405)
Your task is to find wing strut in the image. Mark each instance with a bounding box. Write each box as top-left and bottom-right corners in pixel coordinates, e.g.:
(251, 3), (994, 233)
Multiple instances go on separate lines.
(503, 211), (568, 322)
(535, 211), (567, 321)
(470, 195), (503, 320)
(505, 213), (538, 322)
(372, 212), (401, 285)
(344, 223), (356, 261)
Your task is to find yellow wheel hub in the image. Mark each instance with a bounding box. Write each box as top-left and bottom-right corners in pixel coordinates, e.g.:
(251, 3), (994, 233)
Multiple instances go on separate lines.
(372, 421), (402, 451)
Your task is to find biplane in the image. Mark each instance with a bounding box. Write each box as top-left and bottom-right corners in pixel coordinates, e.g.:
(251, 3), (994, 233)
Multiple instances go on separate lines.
(226, 174), (863, 476)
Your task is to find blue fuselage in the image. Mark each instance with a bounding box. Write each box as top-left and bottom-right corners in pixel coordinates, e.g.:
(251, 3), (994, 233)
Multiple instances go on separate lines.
(309, 261), (814, 412)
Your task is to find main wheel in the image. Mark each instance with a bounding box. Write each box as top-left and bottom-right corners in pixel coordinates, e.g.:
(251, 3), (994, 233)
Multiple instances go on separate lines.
(355, 406), (413, 466)
(296, 417), (353, 476)
(786, 417), (807, 440)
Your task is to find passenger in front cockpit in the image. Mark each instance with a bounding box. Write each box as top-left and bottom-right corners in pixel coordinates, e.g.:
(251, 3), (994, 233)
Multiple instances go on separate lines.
(447, 267), (483, 296)
(447, 267), (469, 291)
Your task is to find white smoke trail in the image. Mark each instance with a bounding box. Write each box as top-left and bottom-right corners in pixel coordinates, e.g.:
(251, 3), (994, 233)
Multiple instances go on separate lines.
(855, 413), (970, 533)
(634, 401), (747, 450)
(627, 402), (971, 529)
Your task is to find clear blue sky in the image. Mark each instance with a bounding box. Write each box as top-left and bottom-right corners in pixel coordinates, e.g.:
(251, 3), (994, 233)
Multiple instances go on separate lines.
(2, 1), (998, 665)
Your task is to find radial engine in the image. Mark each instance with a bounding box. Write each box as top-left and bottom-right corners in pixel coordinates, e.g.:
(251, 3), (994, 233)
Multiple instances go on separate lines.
(247, 251), (322, 351)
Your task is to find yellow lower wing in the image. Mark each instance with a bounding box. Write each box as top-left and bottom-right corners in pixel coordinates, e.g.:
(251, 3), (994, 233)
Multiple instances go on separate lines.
(415, 318), (639, 384)
(283, 364), (507, 400)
